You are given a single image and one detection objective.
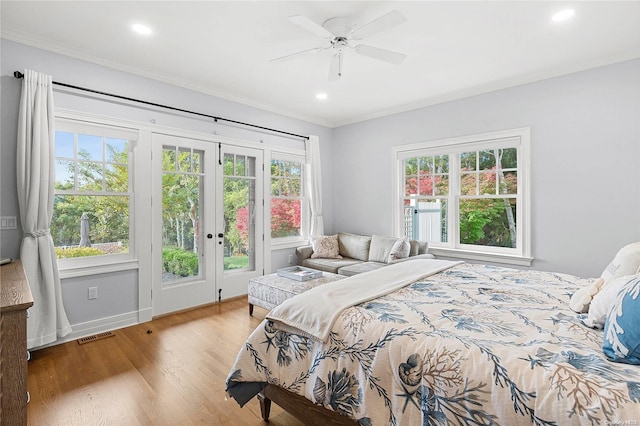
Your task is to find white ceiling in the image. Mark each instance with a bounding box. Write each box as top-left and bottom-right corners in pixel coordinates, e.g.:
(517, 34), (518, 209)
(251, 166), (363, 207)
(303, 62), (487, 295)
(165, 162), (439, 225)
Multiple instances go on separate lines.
(2, 1), (640, 127)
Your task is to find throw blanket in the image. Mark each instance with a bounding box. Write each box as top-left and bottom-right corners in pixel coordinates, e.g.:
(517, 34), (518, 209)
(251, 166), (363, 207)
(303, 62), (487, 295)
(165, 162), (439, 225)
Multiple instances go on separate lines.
(266, 259), (461, 341)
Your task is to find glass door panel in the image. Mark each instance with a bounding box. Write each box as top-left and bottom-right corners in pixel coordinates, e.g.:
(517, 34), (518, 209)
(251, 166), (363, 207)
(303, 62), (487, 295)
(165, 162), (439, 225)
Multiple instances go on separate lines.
(161, 146), (203, 284)
(152, 134), (215, 317)
(222, 153), (256, 272)
(217, 146), (263, 299)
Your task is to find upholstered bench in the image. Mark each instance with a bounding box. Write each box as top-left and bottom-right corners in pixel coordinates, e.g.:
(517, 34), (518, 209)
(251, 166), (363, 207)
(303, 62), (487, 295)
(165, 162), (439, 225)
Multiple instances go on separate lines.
(248, 271), (344, 315)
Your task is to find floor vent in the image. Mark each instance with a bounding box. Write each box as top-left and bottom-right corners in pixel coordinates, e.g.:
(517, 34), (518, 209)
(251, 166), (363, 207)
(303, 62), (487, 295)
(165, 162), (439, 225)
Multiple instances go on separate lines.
(77, 331), (115, 345)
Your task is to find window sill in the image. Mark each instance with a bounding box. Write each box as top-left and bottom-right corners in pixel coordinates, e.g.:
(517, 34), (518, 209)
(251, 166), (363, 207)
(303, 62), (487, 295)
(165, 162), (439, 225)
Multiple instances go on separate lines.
(428, 247), (533, 267)
(58, 259), (139, 279)
(270, 239), (308, 250)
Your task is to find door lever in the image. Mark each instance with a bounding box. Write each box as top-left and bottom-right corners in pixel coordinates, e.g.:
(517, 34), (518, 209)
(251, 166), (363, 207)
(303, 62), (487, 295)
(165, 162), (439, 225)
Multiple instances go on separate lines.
(207, 234), (213, 239)
(218, 233), (224, 238)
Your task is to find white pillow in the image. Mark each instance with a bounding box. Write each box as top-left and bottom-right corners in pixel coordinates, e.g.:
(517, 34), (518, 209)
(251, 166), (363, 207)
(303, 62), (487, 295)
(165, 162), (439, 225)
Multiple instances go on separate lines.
(584, 275), (637, 329)
(310, 235), (343, 259)
(388, 238), (410, 262)
(569, 277), (605, 313)
(601, 242), (640, 283)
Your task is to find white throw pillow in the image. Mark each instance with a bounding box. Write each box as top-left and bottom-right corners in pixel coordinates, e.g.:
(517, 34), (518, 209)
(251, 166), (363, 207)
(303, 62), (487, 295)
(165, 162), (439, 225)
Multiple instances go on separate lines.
(388, 238), (410, 262)
(584, 275), (637, 329)
(601, 242), (640, 283)
(310, 235), (343, 259)
(569, 277), (605, 313)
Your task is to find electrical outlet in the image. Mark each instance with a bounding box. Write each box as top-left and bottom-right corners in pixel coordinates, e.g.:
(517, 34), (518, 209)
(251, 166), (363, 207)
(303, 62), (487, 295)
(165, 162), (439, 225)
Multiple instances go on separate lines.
(88, 287), (98, 300)
(288, 254), (294, 264)
(0, 216), (17, 230)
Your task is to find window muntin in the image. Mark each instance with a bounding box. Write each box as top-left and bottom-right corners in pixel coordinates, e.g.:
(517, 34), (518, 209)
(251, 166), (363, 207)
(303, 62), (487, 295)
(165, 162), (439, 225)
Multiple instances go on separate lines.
(397, 129), (529, 260)
(52, 121), (135, 261)
(270, 155), (305, 241)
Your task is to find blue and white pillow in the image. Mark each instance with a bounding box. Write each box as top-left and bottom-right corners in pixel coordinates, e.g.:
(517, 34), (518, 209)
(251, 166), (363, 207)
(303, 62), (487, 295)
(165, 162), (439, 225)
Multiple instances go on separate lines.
(603, 275), (640, 364)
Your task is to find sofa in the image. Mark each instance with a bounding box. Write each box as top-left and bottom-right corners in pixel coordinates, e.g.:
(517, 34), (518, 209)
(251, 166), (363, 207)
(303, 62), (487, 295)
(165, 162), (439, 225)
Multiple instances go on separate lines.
(296, 232), (434, 276)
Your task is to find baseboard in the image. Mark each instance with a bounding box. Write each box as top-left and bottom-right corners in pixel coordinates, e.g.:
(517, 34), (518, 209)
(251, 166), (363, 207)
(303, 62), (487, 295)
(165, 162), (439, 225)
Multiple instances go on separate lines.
(34, 310), (142, 350)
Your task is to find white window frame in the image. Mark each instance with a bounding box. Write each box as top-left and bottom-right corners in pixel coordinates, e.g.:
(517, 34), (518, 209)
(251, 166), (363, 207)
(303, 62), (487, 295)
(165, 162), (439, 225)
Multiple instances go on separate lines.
(54, 116), (139, 274)
(269, 151), (308, 249)
(393, 127), (532, 266)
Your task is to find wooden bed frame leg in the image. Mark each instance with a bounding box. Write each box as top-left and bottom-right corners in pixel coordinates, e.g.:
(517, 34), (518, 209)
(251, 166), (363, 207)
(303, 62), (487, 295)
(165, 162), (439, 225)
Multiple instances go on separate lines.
(257, 391), (271, 422)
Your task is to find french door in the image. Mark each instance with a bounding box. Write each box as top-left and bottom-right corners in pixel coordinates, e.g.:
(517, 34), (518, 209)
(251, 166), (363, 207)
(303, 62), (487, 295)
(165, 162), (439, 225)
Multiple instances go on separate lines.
(215, 144), (264, 299)
(151, 133), (263, 316)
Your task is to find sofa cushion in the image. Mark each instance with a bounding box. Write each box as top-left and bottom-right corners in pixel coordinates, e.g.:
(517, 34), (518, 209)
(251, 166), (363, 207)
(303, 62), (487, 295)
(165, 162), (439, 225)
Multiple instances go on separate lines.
(338, 262), (387, 277)
(409, 240), (429, 256)
(301, 257), (360, 274)
(310, 235), (342, 259)
(417, 241), (429, 255)
(391, 253), (435, 264)
(409, 240), (420, 256)
(338, 232), (372, 261)
(389, 238), (410, 262)
(369, 235), (402, 264)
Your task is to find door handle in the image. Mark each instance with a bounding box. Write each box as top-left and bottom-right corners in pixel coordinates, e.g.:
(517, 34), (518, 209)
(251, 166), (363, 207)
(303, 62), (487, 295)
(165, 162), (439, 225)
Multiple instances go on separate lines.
(218, 233), (224, 238)
(207, 234), (213, 239)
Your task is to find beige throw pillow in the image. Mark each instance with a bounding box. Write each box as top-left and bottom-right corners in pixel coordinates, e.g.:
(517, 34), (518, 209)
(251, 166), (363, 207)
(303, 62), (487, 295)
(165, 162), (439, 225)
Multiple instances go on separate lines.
(310, 235), (343, 259)
(388, 238), (410, 262)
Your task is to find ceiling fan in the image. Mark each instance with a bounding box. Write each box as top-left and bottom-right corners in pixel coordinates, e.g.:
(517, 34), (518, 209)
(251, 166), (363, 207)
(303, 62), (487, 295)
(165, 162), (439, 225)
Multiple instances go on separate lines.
(271, 10), (407, 81)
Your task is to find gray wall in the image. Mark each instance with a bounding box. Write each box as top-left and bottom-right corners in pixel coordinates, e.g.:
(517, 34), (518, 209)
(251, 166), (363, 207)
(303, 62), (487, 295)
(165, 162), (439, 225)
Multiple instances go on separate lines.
(1, 39), (335, 260)
(331, 58), (640, 278)
(3, 37), (639, 336)
(0, 39), (334, 332)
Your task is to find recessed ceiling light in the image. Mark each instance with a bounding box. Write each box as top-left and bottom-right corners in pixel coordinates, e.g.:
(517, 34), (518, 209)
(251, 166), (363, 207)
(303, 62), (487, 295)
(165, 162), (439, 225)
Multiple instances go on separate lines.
(132, 23), (152, 35)
(552, 9), (575, 22)
(316, 93), (328, 100)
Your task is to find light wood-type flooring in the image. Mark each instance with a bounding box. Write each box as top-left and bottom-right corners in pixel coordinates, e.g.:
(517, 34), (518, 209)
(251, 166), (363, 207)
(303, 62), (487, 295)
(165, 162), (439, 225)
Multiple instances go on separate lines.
(26, 297), (303, 425)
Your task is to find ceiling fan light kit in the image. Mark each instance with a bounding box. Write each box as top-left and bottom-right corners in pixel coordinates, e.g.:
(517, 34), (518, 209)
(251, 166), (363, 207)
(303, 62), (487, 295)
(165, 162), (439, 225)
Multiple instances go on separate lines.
(272, 10), (407, 81)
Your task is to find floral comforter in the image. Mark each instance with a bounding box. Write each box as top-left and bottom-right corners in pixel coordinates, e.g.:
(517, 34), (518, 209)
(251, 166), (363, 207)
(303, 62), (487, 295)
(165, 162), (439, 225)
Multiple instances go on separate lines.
(226, 262), (640, 425)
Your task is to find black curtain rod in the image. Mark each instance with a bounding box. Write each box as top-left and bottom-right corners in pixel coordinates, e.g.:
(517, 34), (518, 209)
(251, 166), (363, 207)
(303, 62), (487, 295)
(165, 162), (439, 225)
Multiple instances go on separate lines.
(13, 71), (309, 140)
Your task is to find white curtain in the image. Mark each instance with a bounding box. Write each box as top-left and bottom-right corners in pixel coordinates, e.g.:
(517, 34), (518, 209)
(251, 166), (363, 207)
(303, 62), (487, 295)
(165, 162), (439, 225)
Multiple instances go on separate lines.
(16, 69), (72, 349)
(305, 135), (324, 236)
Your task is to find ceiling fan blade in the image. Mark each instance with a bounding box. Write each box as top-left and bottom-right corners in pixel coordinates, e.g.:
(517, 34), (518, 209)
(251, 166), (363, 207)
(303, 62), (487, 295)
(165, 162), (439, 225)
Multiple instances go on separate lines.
(355, 44), (406, 65)
(270, 47), (325, 63)
(329, 54), (343, 81)
(288, 15), (335, 39)
(350, 10), (406, 39)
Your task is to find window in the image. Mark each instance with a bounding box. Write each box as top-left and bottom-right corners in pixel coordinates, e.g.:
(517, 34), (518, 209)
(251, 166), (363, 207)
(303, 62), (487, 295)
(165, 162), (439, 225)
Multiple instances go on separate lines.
(52, 119), (137, 263)
(270, 154), (306, 243)
(394, 128), (531, 264)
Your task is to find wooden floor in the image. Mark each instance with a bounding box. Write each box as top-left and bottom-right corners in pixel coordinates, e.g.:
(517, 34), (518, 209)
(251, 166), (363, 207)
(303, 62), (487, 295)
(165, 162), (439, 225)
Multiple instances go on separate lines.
(26, 298), (303, 425)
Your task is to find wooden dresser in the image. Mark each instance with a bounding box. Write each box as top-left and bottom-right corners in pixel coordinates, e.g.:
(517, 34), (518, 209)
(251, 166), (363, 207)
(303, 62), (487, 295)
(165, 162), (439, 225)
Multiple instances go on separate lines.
(1, 260), (33, 426)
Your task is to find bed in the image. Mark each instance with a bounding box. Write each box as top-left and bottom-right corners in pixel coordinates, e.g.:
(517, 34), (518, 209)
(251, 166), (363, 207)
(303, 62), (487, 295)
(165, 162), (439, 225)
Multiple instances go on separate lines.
(226, 258), (640, 425)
